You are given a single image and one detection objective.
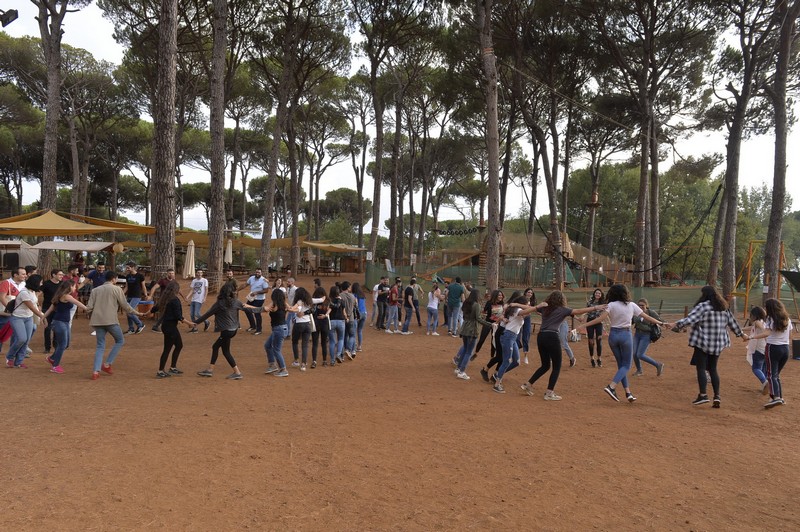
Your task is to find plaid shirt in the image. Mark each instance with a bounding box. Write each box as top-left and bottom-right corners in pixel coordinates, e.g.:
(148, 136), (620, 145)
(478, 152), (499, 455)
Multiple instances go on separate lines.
(674, 301), (743, 355)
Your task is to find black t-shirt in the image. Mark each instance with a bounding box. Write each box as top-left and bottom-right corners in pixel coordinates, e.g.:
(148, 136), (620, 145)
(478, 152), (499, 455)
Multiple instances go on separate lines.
(41, 280), (60, 309)
(404, 286), (414, 306)
(376, 282), (389, 303)
(269, 308), (286, 327)
(126, 272), (145, 299)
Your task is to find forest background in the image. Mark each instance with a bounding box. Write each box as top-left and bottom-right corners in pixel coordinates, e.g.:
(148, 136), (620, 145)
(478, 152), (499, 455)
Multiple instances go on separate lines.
(1, 0), (799, 292)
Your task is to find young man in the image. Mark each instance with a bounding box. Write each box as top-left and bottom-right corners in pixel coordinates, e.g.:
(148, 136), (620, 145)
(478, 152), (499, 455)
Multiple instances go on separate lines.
(189, 269), (210, 333)
(375, 277), (390, 330)
(386, 277), (402, 334)
(86, 270), (144, 380)
(401, 278), (416, 334)
(87, 262), (107, 289)
(285, 277), (297, 334)
(446, 277), (465, 337)
(40, 269), (64, 354)
(123, 262), (148, 334)
(340, 281), (357, 357)
(370, 277), (383, 326)
(240, 268), (269, 335)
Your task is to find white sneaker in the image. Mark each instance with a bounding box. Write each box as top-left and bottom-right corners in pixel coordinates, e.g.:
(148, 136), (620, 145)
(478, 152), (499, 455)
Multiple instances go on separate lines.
(456, 371), (470, 380)
(291, 361), (300, 367)
(544, 391), (562, 401)
(431, 332), (439, 336)
(300, 364), (307, 372)
(520, 383), (534, 396)
(385, 329), (393, 334)
(524, 356), (529, 365)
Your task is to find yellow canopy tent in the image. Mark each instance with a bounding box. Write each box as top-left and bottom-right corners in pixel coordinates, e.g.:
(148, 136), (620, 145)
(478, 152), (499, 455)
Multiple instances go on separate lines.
(233, 235), (305, 249)
(0, 210), (121, 236)
(59, 212), (155, 234)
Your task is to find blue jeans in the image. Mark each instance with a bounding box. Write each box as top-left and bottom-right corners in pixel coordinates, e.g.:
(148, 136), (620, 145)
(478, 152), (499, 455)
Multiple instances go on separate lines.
(356, 315), (366, 348)
(608, 327), (633, 388)
(329, 319), (345, 360)
(751, 350), (767, 384)
(50, 319), (70, 366)
(385, 306), (399, 331)
(632, 331), (660, 371)
(426, 308), (439, 333)
(126, 298), (143, 331)
(287, 311), (296, 335)
(521, 316), (532, 352)
(448, 302), (462, 333)
(93, 324), (125, 372)
(344, 319), (356, 353)
(7, 316), (34, 366)
(456, 335), (478, 372)
(559, 320), (574, 360)
(265, 324), (287, 369)
(402, 305), (413, 332)
(190, 301), (208, 328)
(496, 329), (520, 381)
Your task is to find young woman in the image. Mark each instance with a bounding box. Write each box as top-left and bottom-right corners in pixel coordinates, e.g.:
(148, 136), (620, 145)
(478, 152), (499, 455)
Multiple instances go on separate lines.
(194, 283), (246, 379)
(6, 275), (47, 369)
(519, 288), (537, 365)
(42, 279), (88, 374)
(310, 286), (330, 367)
(558, 318), (577, 368)
(582, 284), (663, 403)
(426, 282), (442, 335)
(749, 299), (792, 408)
(492, 295), (540, 394)
(631, 298), (665, 377)
(262, 289), (290, 377)
(328, 285), (348, 365)
(452, 289), (489, 380)
(521, 291), (601, 400)
(151, 280), (194, 378)
(290, 287), (314, 371)
(352, 283), (367, 353)
(585, 288), (605, 367)
(672, 285), (745, 408)
(746, 306), (769, 394)
(475, 290), (505, 360)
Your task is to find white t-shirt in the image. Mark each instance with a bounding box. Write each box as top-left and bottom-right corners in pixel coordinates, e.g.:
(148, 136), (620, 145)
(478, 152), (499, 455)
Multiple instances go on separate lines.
(505, 308), (525, 334)
(12, 289), (36, 318)
(427, 289), (440, 310)
(765, 318), (792, 346)
(294, 302), (311, 323)
(190, 278), (208, 304)
(372, 283), (381, 302)
(606, 301), (643, 329)
(747, 320), (767, 355)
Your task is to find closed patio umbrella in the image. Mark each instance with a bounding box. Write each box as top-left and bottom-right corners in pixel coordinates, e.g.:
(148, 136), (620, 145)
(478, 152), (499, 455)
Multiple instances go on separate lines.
(182, 239), (195, 279)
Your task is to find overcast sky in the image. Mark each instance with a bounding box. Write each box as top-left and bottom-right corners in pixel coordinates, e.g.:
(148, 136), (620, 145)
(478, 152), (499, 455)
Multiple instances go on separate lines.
(4, 2), (798, 236)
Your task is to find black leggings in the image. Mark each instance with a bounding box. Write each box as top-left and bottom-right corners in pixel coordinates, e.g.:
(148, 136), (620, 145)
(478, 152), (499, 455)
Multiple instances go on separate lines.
(693, 348), (720, 396)
(485, 326), (505, 369)
(529, 331), (562, 390)
(159, 325), (183, 371)
(476, 323), (497, 354)
(211, 329), (238, 368)
(312, 317), (330, 361)
(292, 321), (312, 363)
(586, 324), (603, 359)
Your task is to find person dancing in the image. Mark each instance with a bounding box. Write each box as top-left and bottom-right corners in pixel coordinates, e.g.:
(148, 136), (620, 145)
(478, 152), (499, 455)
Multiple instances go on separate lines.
(452, 289), (488, 380)
(585, 288), (605, 367)
(631, 298), (665, 377)
(151, 281), (194, 378)
(492, 295), (540, 394)
(672, 285), (745, 408)
(42, 279), (88, 374)
(581, 284), (663, 403)
(194, 283), (246, 380)
(310, 286), (330, 367)
(521, 291), (600, 400)
(290, 287), (314, 371)
(745, 306), (769, 394)
(749, 298), (792, 409)
(262, 289), (290, 377)
(519, 288), (536, 365)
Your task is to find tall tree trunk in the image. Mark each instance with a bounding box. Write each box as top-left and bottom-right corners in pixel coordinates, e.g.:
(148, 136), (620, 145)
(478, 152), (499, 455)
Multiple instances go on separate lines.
(288, 122), (301, 273)
(633, 106), (651, 287)
(228, 116), (241, 232)
(707, 187), (726, 287)
(648, 118), (660, 283)
(477, 0), (501, 292)
(150, 0), (179, 281)
(388, 95), (402, 264)
(207, 0), (228, 291)
(499, 99), (516, 223)
(68, 117), (80, 214)
(367, 66), (385, 261)
(763, 0), (800, 300)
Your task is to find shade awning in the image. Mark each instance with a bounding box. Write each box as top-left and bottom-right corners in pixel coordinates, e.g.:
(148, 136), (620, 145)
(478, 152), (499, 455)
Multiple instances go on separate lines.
(304, 241), (366, 253)
(30, 241), (115, 252)
(0, 211), (122, 236)
(58, 211), (155, 234)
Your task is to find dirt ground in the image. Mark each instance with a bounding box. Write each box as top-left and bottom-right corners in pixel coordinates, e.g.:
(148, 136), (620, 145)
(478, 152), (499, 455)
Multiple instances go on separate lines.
(2, 272), (799, 531)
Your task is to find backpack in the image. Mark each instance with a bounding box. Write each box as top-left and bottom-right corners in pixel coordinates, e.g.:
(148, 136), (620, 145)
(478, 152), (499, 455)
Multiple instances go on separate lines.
(650, 324), (662, 343)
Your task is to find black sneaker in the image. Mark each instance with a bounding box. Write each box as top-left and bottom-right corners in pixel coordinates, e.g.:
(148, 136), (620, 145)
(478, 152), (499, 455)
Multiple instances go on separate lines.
(480, 368), (490, 382)
(156, 370), (171, 379)
(168, 368), (183, 375)
(135, 327), (144, 334)
(569, 357), (576, 368)
(626, 392), (637, 403)
(597, 359), (603, 368)
(603, 385), (620, 402)
(204, 321), (210, 332)
(591, 359), (596, 368)
(712, 396), (720, 408)
(692, 394), (710, 405)
(764, 398), (784, 409)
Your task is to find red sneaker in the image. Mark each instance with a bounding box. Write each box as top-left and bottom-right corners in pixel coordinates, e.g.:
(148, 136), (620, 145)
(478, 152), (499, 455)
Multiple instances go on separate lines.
(46, 355), (55, 366)
(101, 364), (113, 375)
(91, 372), (100, 380)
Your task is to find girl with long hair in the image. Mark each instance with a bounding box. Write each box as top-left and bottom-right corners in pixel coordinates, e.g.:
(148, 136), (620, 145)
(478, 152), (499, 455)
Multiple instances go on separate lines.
(475, 289), (505, 360)
(452, 288), (490, 380)
(352, 283), (367, 353)
(290, 286), (314, 371)
(749, 298), (792, 408)
(426, 282), (443, 335)
(263, 289), (290, 377)
(492, 294), (541, 394)
(585, 288), (605, 367)
(672, 285), (745, 408)
(6, 274), (47, 369)
(311, 286), (330, 367)
(328, 285), (348, 365)
(582, 284), (663, 403)
(520, 288), (537, 365)
(521, 291), (601, 400)
(631, 298), (665, 377)
(745, 306), (769, 393)
(152, 280), (194, 378)
(194, 283), (246, 379)
(42, 279), (88, 374)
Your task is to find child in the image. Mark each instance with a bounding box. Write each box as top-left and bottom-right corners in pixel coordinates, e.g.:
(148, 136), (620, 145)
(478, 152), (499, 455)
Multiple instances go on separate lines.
(750, 299), (792, 409)
(746, 306), (769, 394)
